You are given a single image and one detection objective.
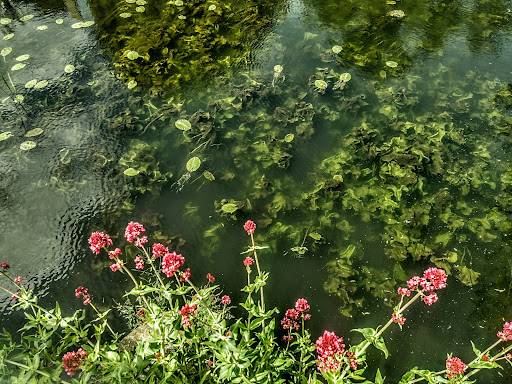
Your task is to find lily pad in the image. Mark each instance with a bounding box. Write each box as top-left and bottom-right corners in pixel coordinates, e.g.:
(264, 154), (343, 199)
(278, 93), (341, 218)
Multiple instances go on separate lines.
(11, 63), (26, 71)
(37, 25), (48, 30)
(339, 73), (351, 82)
(186, 157), (201, 172)
(284, 133), (294, 142)
(20, 15), (35, 22)
(127, 80), (137, 89)
(314, 80), (328, 90)
(126, 51), (139, 60)
(136, 6), (145, 12)
(16, 54), (30, 61)
(175, 119), (192, 131)
(208, 4), (217, 11)
(64, 65), (75, 73)
(25, 128), (43, 137)
(221, 203), (238, 213)
(386, 61), (398, 68)
(332, 45), (342, 53)
(0, 18), (11, 25)
(56, 19), (64, 24)
(124, 168), (140, 176)
(0, 132), (13, 141)
(274, 65), (283, 73)
(20, 141), (36, 151)
(203, 170), (215, 181)
(34, 80), (49, 89)
(1, 47), (12, 57)
(3, 34), (14, 40)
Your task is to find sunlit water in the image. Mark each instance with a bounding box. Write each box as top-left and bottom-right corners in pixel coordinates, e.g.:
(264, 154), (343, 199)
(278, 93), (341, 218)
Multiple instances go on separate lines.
(1, 0), (512, 382)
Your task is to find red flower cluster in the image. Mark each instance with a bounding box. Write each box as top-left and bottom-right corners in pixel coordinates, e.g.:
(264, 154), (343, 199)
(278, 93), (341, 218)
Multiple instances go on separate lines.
(497, 322), (512, 341)
(161, 252), (185, 277)
(281, 299), (311, 339)
(135, 236), (148, 247)
(316, 331), (345, 372)
(446, 357), (467, 379)
(62, 348), (88, 376)
(75, 286), (91, 305)
(124, 222), (145, 243)
(152, 243), (168, 258)
(206, 273), (215, 283)
(295, 298), (311, 313)
(221, 295), (231, 305)
(108, 248), (122, 259)
(110, 262), (122, 272)
(397, 287), (410, 296)
(392, 313), (406, 325)
(422, 292), (438, 306)
(243, 257), (254, 267)
(14, 276), (23, 284)
(180, 268), (191, 282)
(243, 220), (256, 235)
(180, 304), (197, 327)
(88, 232), (113, 254)
(1, 262), (10, 272)
(398, 268), (446, 306)
(134, 256), (144, 270)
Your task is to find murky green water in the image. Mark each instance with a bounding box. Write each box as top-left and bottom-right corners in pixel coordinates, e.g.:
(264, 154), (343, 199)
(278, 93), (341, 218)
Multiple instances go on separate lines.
(1, 0), (512, 381)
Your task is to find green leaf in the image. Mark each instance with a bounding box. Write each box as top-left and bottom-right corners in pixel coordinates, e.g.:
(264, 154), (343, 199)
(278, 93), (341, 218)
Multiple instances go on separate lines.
(1, 47), (12, 56)
(339, 73), (351, 82)
(20, 141), (36, 151)
(398, 369), (416, 384)
(386, 61), (398, 68)
(119, 13), (132, 18)
(64, 65), (75, 73)
(15, 54), (30, 61)
(124, 168), (139, 176)
(314, 80), (328, 89)
(374, 336), (389, 358)
(25, 128), (43, 137)
(332, 45), (342, 53)
(186, 157), (201, 172)
(126, 51), (139, 60)
(71, 21), (94, 28)
(470, 341), (481, 357)
(203, 170), (215, 181)
(458, 267), (480, 286)
(20, 15), (35, 22)
(374, 369), (383, 384)
(11, 63), (26, 71)
(25, 79), (38, 88)
(0, 132), (13, 141)
(127, 80), (137, 89)
(36, 25), (48, 30)
(284, 133), (294, 142)
(3, 33), (14, 40)
(136, 6), (145, 12)
(175, 119), (192, 131)
(55, 19), (64, 24)
(221, 203), (238, 213)
(34, 80), (49, 89)
(0, 18), (11, 25)
(309, 232), (322, 240)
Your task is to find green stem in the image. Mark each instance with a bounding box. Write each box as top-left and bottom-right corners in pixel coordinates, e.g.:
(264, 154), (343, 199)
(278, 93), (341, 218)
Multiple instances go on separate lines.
(140, 246), (166, 289)
(250, 233), (265, 314)
(5, 359), (70, 384)
(89, 302), (115, 336)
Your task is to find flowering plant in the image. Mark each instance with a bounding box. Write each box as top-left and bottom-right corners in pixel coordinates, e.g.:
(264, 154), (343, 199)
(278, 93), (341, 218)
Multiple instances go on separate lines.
(0, 221), (511, 383)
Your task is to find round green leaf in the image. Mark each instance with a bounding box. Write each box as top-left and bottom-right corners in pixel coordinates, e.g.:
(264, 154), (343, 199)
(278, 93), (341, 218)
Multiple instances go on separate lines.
(64, 65), (75, 73)
(186, 157), (201, 172)
(126, 51), (139, 60)
(208, 4), (217, 10)
(37, 25), (48, 30)
(120, 13), (132, 18)
(34, 80), (49, 89)
(274, 65), (283, 73)
(284, 133), (294, 142)
(314, 80), (328, 89)
(0, 18), (11, 25)
(1, 47), (12, 57)
(20, 15), (35, 22)
(124, 168), (140, 176)
(20, 141), (36, 151)
(127, 80), (137, 89)
(16, 54), (30, 61)
(339, 73), (351, 82)
(203, 170), (215, 181)
(3, 33), (14, 40)
(56, 19), (64, 24)
(332, 45), (342, 53)
(25, 128), (43, 137)
(25, 79), (38, 88)
(175, 0), (184, 5)
(0, 132), (13, 141)
(175, 119), (191, 131)
(136, 6), (145, 12)
(386, 61), (398, 68)
(221, 203), (238, 213)
(11, 63), (26, 71)
(309, 232), (322, 240)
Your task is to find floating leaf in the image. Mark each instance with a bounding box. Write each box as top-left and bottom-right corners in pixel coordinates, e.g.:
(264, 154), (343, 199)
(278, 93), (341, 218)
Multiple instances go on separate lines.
(20, 15), (35, 22)
(175, 119), (191, 131)
(37, 25), (48, 30)
(34, 80), (49, 89)
(136, 0), (147, 4)
(186, 157), (201, 172)
(25, 128), (43, 137)
(120, 13), (132, 18)
(124, 168), (140, 176)
(1, 47), (12, 57)
(178, 15), (186, 19)
(386, 61), (398, 68)
(274, 65), (283, 73)
(11, 63), (26, 71)
(136, 6), (145, 12)
(64, 65), (75, 73)
(20, 141), (36, 151)
(0, 132), (13, 141)
(16, 54), (30, 61)
(379, 70), (387, 79)
(126, 51), (139, 60)
(60, 148), (70, 164)
(314, 80), (328, 89)
(56, 19), (64, 24)
(221, 203), (238, 213)
(284, 133), (294, 142)
(459, 267), (480, 286)
(71, 21), (94, 28)
(0, 18), (11, 25)
(309, 232), (322, 241)
(208, 4), (217, 10)
(175, 0), (184, 5)
(14, 95), (23, 103)
(126, 0), (136, 3)
(127, 80), (137, 89)
(332, 45), (342, 53)
(339, 73), (351, 82)
(203, 170), (215, 181)
(387, 10), (405, 19)
(3, 33), (14, 40)
(25, 80), (37, 89)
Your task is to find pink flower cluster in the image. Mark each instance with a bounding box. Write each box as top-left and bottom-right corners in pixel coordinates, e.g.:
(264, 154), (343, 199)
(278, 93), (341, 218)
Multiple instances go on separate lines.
(281, 299), (311, 340)
(134, 256), (144, 270)
(162, 251), (185, 277)
(392, 313), (406, 325)
(316, 331), (345, 372)
(221, 295), (231, 305)
(446, 357), (467, 379)
(14, 276), (23, 284)
(1, 262), (10, 272)
(497, 322), (512, 341)
(244, 220), (256, 235)
(110, 261), (123, 272)
(206, 273), (215, 283)
(180, 268), (191, 281)
(75, 286), (91, 305)
(125, 221), (145, 243)
(108, 248), (122, 259)
(243, 257), (254, 267)
(62, 348), (88, 376)
(180, 304), (197, 327)
(88, 232), (113, 254)
(152, 243), (168, 258)
(397, 267), (447, 306)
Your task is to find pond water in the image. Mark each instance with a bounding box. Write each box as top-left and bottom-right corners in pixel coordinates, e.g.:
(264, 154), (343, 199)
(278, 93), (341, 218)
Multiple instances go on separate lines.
(1, 0), (512, 382)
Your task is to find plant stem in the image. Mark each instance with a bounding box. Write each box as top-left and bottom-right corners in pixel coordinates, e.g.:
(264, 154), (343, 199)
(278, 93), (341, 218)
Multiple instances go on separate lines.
(250, 233), (265, 314)
(5, 359), (70, 384)
(89, 302), (115, 335)
(140, 246), (166, 289)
